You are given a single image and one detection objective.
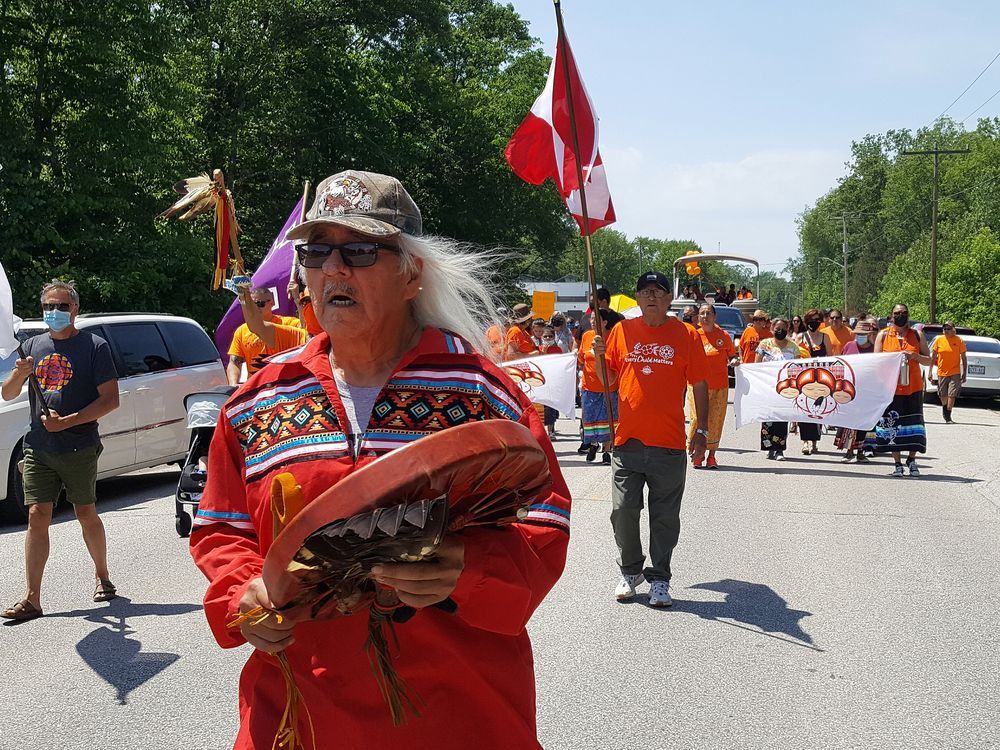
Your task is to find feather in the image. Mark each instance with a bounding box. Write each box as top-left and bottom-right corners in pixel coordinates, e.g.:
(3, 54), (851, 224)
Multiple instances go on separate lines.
(158, 173), (218, 220)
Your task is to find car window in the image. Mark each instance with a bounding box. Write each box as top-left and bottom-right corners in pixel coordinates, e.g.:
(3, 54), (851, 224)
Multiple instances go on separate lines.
(158, 320), (222, 367)
(105, 323), (174, 377)
(713, 306), (745, 329)
(964, 339), (1000, 354)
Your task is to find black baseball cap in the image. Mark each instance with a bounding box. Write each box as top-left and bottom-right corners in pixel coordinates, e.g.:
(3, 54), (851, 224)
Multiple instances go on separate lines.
(636, 271), (671, 293)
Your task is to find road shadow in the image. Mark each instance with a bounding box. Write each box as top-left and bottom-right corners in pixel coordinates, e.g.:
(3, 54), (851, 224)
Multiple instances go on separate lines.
(677, 579), (821, 651)
(41, 596), (200, 704)
(711, 464), (977, 483)
(0, 468), (179, 534)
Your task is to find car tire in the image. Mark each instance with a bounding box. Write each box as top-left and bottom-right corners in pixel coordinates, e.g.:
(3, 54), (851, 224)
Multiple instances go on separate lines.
(1, 445), (29, 525)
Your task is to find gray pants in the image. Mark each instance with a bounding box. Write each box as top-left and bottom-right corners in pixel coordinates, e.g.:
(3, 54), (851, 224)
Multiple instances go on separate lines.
(610, 439), (687, 582)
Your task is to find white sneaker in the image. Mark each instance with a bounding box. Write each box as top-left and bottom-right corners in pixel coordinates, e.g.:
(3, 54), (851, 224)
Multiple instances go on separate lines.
(648, 580), (673, 607)
(614, 573), (645, 601)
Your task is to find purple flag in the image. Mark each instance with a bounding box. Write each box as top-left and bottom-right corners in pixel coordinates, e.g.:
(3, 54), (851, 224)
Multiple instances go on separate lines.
(214, 196), (306, 357)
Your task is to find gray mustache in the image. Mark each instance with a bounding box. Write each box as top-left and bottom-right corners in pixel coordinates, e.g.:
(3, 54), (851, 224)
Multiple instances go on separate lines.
(322, 282), (357, 298)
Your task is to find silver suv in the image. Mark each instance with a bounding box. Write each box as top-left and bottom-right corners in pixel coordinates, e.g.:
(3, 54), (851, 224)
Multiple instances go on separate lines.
(0, 313), (227, 523)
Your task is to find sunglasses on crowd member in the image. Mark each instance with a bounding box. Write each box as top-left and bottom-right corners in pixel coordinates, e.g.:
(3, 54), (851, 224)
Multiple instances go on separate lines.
(753, 316), (768, 322)
(42, 303), (72, 312)
(829, 315), (843, 321)
(252, 300), (273, 309)
(295, 242), (399, 269)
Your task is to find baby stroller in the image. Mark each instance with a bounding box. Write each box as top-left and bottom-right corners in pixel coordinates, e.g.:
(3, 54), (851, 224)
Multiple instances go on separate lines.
(175, 385), (235, 538)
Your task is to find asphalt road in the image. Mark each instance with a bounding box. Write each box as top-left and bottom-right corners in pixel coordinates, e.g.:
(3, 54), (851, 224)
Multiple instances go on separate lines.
(1, 397), (998, 750)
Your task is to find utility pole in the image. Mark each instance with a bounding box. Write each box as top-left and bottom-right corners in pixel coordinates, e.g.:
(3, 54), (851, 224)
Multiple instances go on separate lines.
(829, 214), (854, 312)
(900, 143), (970, 323)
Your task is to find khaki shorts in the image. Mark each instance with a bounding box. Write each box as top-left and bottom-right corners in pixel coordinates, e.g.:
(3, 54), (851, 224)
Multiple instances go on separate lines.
(938, 374), (963, 399)
(22, 445), (102, 505)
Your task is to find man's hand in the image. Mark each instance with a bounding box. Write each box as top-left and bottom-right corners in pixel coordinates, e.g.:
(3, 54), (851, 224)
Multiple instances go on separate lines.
(371, 536), (465, 608)
(689, 431), (707, 463)
(962, 373), (967, 383)
(591, 335), (605, 358)
(13, 356), (33, 379)
(237, 578), (297, 653)
(41, 410), (74, 433)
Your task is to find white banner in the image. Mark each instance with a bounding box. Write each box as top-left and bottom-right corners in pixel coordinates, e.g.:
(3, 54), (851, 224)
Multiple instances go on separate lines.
(734, 352), (905, 430)
(502, 352), (577, 416)
(0, 261), (21, 359)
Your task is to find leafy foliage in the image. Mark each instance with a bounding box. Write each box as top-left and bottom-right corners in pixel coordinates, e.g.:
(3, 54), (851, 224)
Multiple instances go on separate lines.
(0, 0), (572, 327)
(793, 118), (1000, 335)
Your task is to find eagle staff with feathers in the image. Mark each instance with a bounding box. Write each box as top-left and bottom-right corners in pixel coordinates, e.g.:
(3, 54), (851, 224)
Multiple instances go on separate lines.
(159, 169), (246, 290)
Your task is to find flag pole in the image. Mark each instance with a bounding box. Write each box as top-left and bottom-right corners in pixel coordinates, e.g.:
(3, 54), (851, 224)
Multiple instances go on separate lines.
(16, 344), (51, 418)
(552, 0), (617, 443)
(288, 180), (310, 301)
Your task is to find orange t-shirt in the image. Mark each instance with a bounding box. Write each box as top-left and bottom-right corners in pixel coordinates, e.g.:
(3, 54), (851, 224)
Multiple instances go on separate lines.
(739, 325), (769, 363)
(505, 325), (536, 358)
(821, 324), (855, 355)
(697, 327), (736, 390)
(932, 334), (966, 377)
(881, 326), (922, 396)
(228, 322), (307, 375)
(578, 329), (617, 393)
(604, 317), (708, 450)
(486, 325), (505, 359)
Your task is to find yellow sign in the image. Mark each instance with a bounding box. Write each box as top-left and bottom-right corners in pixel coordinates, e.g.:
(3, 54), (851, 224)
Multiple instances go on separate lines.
(532, 290), (556, 321)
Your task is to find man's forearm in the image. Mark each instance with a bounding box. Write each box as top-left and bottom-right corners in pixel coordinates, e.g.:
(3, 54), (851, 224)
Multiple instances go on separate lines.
(1, 372), (28, 402)
(226, 361), (242, 386)
(65, 392), (120, 427)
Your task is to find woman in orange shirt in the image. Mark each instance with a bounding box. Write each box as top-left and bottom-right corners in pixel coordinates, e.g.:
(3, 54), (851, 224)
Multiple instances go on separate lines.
(873, 304), (932, 477)
(578, 309), (619, 464)
(688, 304), (737, 468)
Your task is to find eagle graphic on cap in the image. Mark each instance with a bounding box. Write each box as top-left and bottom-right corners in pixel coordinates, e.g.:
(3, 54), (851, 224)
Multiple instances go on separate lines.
(322, 176), (373, 215)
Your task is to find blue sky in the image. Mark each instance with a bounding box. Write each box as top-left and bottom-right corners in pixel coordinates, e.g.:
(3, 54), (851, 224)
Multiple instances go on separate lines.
(506, 1), (1000, 273)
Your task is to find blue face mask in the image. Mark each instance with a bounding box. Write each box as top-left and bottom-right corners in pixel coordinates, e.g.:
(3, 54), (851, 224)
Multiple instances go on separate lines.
(856, 335), (869, 347)
(43, 309), (72, 332)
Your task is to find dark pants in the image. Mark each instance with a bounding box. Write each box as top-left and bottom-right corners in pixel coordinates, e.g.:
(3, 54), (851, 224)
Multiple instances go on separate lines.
(610, 439), (687, 581)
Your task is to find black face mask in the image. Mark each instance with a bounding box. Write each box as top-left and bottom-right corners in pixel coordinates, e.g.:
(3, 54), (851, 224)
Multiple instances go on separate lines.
(682, 315), (693, 324)
(806, 320), (821, 332)
(774, 329), (788, 340)
(892, 313), (909, 327)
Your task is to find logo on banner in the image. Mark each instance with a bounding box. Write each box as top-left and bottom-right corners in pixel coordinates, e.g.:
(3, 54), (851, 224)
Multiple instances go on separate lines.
(505, 361), (547, 394)
(775, 358), (857, 421)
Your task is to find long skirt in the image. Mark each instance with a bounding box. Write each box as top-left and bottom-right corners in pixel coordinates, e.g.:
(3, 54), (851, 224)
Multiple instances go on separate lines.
(799, 421), (822, 442)
(687, 386), (728, 449)
(874, 391), (927, 454)
(761, 422), (788, 452)
(834, 427), (875, 452)
(581, 389), (618, 445)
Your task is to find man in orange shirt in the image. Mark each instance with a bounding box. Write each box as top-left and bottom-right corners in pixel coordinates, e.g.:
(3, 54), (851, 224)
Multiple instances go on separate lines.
(931, 321), (967, 423)
(738, 309), (770, 363)
(593, 271), (708, 608)
(227, 287), (307, 385)
(820, 309), (854, 355)
(505, 303), (538, 360)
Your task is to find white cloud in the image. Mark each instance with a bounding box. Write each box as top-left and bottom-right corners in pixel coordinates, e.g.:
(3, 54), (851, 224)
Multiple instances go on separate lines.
(599, 146), (850, 269)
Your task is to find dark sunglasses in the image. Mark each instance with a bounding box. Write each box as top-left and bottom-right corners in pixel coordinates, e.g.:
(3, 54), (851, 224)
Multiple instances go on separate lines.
(753, 316), (768, 322)
(830, 315), (843, 320)
(253, 300), (270, 308)
(42, 303), (71, 312)
(296, 242), (398, 269)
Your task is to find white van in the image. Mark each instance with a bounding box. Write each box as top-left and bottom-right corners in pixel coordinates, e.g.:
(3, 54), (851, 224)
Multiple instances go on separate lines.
(0, 313), (227, 523)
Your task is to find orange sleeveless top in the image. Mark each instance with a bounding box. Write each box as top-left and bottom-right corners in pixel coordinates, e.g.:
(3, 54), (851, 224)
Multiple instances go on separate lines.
(883, 327), (922, 396)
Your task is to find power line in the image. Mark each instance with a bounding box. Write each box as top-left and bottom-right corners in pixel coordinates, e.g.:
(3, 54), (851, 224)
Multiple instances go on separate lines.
(938, 49), (1000, 119)
(961, 84), (1000, 124)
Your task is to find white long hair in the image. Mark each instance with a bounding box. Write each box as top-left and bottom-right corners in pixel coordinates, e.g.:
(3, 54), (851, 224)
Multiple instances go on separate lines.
(397, 234), (505, 358)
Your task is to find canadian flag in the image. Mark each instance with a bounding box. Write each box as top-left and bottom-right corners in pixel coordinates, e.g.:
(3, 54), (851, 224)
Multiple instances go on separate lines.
(504, 27), (601, 199)
(565, 151), (616, 234)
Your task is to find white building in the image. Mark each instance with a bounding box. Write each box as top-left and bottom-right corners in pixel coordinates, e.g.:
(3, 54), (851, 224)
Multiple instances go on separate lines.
(517, 276), (590, 318)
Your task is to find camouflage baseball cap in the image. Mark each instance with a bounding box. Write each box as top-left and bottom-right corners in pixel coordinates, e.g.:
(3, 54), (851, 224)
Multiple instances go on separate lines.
(285, 170), (422, 242)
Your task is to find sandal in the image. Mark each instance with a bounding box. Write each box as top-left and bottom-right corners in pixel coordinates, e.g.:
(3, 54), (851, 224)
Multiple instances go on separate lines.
(94, 578), (117, 602)
(2, 599), (43, 621)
